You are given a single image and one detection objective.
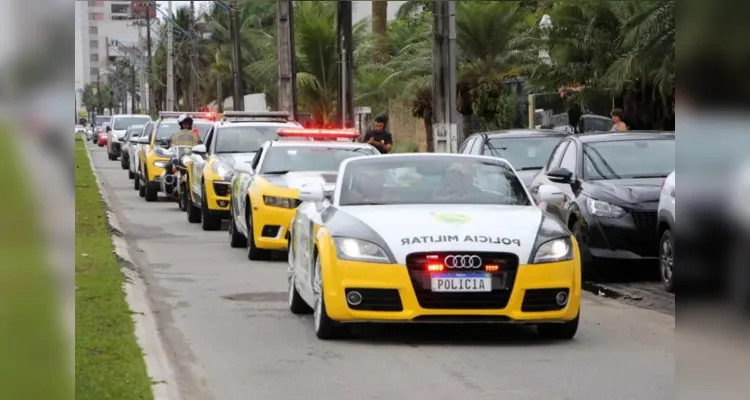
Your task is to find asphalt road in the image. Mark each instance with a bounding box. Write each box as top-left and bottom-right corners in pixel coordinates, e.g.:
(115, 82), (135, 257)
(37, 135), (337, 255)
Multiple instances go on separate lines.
(87, 141), (675, 400)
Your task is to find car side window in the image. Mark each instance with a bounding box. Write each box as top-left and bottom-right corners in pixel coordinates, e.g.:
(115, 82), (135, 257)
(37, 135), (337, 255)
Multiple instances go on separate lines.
(545, 141), (569, 171)
(559, 142), (578, 173)
(250, 147), (263, 170)
(143, 123), (154, 140)
(204, 127), (215, 153)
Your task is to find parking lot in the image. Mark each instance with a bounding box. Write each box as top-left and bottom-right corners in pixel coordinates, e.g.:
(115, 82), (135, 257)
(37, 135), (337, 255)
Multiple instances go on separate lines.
(86, 140), (675, 400)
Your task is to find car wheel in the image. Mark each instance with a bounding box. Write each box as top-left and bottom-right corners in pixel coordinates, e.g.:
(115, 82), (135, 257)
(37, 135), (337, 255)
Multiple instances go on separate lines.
(200, 184), (222, 231)
(120, 155), (129, 170)
(128, 169), (134, 179)
(537, 312), (579, 340)
(108, 152), (116, 161)
(246, 207), (271, 261)
(134, 173), (140, 190)
(138, 174), (146, 198)
(145, 180), (158, 202)
(178, 184), (187, 211)
(229, 211), (247, 248)
(186, 190), (201, 223)
(288, 272), (313, 315)
(571, 219), (597, 280)
(659, 229), (674, 293)
(312, 254), (348, 340)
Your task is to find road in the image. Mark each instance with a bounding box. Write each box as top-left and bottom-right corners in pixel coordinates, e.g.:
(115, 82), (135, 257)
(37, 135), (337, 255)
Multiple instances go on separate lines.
(86, 141), (675, 400)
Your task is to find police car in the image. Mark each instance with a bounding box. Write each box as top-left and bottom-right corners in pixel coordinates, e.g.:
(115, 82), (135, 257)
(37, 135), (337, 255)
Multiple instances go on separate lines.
(286, 153), (582, 340)
(228, 128), (379, 260)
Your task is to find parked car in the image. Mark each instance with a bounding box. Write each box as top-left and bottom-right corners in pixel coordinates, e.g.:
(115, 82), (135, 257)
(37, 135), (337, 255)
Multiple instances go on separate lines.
(120, 124), (145, 173)
(91, 115), (111, 142)
(459, 129), (570, 186)
(97, 122), (111, 147)
(657, 171), (675, 292)
(528, 132), (675, 278)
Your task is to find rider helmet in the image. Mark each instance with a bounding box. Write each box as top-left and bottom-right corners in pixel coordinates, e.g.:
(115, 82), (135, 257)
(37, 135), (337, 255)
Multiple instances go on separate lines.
(177, 114), (194, 130)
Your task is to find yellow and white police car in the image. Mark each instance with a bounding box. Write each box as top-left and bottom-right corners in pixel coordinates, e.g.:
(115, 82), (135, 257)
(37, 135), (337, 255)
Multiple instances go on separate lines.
(228, 128), (379, 260)
(286, 153), (582, 340)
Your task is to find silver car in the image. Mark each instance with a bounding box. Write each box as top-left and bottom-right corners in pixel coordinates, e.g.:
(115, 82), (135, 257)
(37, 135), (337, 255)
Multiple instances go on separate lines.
(120, 124), (145, 175)
(129, 121), (156, 190)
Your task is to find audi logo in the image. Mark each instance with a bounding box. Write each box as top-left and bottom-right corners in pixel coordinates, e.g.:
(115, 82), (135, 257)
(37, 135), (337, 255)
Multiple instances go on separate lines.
(444, 255), (483, 269)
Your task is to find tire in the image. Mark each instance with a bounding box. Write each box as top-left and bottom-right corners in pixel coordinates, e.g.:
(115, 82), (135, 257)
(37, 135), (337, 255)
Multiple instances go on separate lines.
(108, 152), (116, 161)
(246, 206), (271, 261)
(288, 273), (313, 315)
(145, 181), (158, 202)
(659, 229), (674, 293)
(178, 184), (188, 212)
(128, 169), (135, 179)
(200, 184), (222, 231)
(98, 143), (103, 147)
(186, 190), (201, 223)
(571, 219), (597, 280)
(134, 173), (140, 190)
(312, 255), (348, 339)
(537, 313), (579, 340)
(138, 174), (146, 198)
(120, 154), (129, 170)
(229, 212), (247, 248)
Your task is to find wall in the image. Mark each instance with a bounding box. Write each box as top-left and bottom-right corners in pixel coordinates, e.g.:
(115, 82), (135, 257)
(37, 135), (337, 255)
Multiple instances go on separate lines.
(387, 100), (427, 152)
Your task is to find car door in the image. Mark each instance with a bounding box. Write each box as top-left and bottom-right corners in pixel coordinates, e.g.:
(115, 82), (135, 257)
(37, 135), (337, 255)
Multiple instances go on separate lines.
(191, 127), (214, 201)
(138, 122), (155, 172)
(549, 141), (581, 219)
(529, 140), (569, 199)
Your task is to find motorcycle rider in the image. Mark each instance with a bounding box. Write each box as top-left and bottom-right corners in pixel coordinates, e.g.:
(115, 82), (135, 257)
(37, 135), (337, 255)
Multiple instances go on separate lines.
(164, 114), (201, 173)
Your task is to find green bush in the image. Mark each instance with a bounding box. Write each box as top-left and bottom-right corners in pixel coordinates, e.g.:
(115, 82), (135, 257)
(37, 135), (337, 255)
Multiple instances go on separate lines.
(393, 141), (420, 153)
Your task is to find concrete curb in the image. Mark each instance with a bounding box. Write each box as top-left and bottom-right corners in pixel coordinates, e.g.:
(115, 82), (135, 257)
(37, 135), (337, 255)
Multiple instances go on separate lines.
(82, 138), (182, 400)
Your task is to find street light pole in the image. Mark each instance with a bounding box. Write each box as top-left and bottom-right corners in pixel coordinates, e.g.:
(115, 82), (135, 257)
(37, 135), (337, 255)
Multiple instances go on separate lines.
(145, 0), (154, 114)
(167, 1), (176, 111)
(431, 0), (458, 153)
(190, 0), (198, 110)
(337, 0), (354, 128)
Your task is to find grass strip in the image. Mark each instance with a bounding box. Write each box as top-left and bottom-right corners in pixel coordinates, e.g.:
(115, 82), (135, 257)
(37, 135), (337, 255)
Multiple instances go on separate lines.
(75, 137), (153, 400)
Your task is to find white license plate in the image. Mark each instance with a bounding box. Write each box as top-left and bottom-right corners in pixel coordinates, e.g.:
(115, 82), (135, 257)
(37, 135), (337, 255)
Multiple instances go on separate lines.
(431, 273), (492, 292)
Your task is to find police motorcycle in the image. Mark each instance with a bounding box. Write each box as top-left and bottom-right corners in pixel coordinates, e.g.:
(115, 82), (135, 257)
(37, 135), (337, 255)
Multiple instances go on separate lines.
(158, 144), (193, 206)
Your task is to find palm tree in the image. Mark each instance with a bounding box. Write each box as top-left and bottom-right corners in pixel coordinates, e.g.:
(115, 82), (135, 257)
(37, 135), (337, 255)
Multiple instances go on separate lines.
(372, 1), (389, 63)
(395, 0), (432, 19)
(81, 83), (101, 115)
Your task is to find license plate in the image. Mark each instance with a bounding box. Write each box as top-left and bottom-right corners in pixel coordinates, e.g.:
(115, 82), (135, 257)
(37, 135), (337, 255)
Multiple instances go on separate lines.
(431, 272), (492, 292)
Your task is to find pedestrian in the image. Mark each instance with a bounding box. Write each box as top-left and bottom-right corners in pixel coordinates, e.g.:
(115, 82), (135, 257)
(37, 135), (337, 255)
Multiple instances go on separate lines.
(610, 108), (628, 132)
(363, 115), (393, 154)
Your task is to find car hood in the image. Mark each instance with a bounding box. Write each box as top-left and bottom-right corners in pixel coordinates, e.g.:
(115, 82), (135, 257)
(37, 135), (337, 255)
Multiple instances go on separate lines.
(339, 204), (542, 264)
(586, 178), (664, 204)
(262, 171), (338, 191)
(112, 129), (127, 139)
(217, 153), (256, 171)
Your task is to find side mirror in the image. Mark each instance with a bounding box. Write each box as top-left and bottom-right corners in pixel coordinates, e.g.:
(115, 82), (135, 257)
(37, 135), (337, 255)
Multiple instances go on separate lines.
(538, 184), (565, 205)
(136, 136), (150, 144)
(298, 184), (325, 203)
(192, 144), (207, 155)
(547, 167), (574, 184)
(106, 126), (112, 132)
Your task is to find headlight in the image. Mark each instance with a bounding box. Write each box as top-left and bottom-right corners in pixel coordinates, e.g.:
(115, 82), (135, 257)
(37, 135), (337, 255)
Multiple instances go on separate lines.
(532, 237), (573, 264)
(333, 237), (390, 263)
(154, 147), (172, 157)
(586, 198), (626, 218)
(212, 162), (235, 180)
(154, 160), (168, 168)
(263, 196), (299, 209)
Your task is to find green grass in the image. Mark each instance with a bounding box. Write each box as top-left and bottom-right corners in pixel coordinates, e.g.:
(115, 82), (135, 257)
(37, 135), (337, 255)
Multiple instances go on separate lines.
(75, 138), (154, 400)
(0, 132), (70, 399)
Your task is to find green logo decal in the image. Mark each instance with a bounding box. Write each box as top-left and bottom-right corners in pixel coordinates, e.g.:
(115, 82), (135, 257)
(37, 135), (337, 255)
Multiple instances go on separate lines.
(432, 213), (471, 225)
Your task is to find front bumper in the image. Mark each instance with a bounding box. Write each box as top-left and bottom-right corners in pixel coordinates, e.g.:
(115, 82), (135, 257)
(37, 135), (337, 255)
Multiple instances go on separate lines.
(98, 136), (108, 145)
(580, 208), (659, 261)
(322, 258), (581, 323)
(205, 180), (232, 212)
(253, 202), (296, 250)
(146, 158), (169, 182)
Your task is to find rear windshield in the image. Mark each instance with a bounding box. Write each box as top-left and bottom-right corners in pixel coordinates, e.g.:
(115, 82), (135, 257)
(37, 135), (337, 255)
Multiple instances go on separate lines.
(95, 116), (111, 126)
(154, 121), (213, 141)
(113, 116), (151, 130)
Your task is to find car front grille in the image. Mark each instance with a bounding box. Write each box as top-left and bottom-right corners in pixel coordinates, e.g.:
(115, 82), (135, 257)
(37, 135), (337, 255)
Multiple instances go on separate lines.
(521, 288), (569, 312)
(631, 210), (658, 242)
(406, 252), (519, 310)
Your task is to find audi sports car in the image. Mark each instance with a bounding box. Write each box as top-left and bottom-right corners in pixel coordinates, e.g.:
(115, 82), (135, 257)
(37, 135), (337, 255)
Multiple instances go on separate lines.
(286, 153), (582, 340)
(228, 128), (379, 260)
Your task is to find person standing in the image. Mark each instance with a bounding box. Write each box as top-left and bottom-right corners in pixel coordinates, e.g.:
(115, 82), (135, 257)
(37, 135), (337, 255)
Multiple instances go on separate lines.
(610, 108), (629, 132)
(363, 115), (393, 154)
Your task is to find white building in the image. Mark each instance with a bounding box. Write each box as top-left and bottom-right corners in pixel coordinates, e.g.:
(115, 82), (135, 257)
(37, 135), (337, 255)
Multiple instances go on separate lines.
(352, 1), (407, 24)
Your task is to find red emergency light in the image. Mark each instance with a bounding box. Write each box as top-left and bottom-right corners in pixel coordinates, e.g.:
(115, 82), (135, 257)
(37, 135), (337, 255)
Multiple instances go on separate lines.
(193, 112), (217, 121)
(276, 128), (360, 141)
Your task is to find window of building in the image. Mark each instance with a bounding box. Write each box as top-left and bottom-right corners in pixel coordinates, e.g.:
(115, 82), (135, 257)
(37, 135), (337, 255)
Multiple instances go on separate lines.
(89, 12), (104, 21)
(111, 4), (130, 14)
(111, 16), (129, 21)
(90, 54), (99, 62)
(89, 26), (98, 35)
(88, 0), (97, 6)
(89, 40), (99, 49)
(91, 68), (99, 77)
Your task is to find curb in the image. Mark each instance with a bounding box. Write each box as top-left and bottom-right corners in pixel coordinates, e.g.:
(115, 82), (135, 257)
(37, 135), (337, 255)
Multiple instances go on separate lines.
(82, 138), (182, 400)
(582, 281), (644, 301)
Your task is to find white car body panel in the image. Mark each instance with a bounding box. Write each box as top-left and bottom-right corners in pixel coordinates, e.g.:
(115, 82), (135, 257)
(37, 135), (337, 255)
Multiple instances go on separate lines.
(338, 204), (542, 264)
(658, 171), (675, 225)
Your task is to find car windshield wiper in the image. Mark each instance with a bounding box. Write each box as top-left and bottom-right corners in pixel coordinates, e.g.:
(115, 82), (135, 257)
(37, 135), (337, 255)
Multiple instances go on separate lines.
(262, 170), (290, 175)
(629, 174), (668, 179)
(518, 166), (543, 171)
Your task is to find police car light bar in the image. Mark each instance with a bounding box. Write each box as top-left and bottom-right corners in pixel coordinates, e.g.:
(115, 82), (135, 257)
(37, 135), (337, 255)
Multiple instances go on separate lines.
(276, 128), (360, 140)
(158, 111), (217, 121)
(222, 111), (291, 122)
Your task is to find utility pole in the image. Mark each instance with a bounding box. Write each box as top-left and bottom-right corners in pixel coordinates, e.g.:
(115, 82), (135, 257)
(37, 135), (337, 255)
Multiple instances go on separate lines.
(337, 0), (354, 128)
(277, 0), (297, 118)
(189, 0), (197, 110)
(431, 0), (459, 153)
(131, 58), (137, 113)
(166, 1), (175, 111)
(229, 2), (244, 111)
(145, 0), (154, 114)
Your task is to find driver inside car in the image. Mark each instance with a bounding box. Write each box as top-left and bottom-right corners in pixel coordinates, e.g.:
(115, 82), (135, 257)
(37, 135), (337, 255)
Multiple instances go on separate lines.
(432, 162), (492, 202)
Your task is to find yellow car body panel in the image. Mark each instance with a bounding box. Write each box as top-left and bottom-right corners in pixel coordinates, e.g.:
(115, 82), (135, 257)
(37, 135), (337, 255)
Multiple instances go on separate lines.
(248, 177), (301, 250)
(141, 133), (169, 182)
(201, 156), (232, 212)
(317, 233), (582, 323)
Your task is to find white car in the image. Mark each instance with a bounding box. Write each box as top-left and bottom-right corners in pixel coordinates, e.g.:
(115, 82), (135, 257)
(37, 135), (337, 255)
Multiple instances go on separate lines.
(129, 122), (155, 191)
(657, 171), (675, 292)
(107, 114), (152, 160)
(287, 153), (582, 340)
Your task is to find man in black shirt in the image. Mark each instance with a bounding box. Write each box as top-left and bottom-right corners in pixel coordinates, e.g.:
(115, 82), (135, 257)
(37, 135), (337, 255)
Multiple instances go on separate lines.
(363, 116), (392, 154)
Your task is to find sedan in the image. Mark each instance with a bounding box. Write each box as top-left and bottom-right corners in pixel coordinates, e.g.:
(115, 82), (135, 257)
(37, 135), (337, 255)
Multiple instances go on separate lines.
(528, 132), (675, 278)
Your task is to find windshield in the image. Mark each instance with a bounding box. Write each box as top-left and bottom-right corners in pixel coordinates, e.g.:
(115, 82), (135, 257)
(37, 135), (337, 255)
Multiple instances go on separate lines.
(583, 139), (675, 180)
(580, 116), (614, 132)
(484, 136), (564, 170)
(338, 156), (531, 206)
(95, 116), (110, 126)
(260, 146), (378, 174)
(125, 126), (144, 140)
(215, 126), (281, 154)
(113, 116), (151, 130)
(154, 121), (213, 141)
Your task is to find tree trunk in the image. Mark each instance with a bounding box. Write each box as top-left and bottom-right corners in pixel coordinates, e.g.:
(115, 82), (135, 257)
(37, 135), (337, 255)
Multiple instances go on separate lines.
(372, 0), (389, 63)
(424, 108), (434, 153)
